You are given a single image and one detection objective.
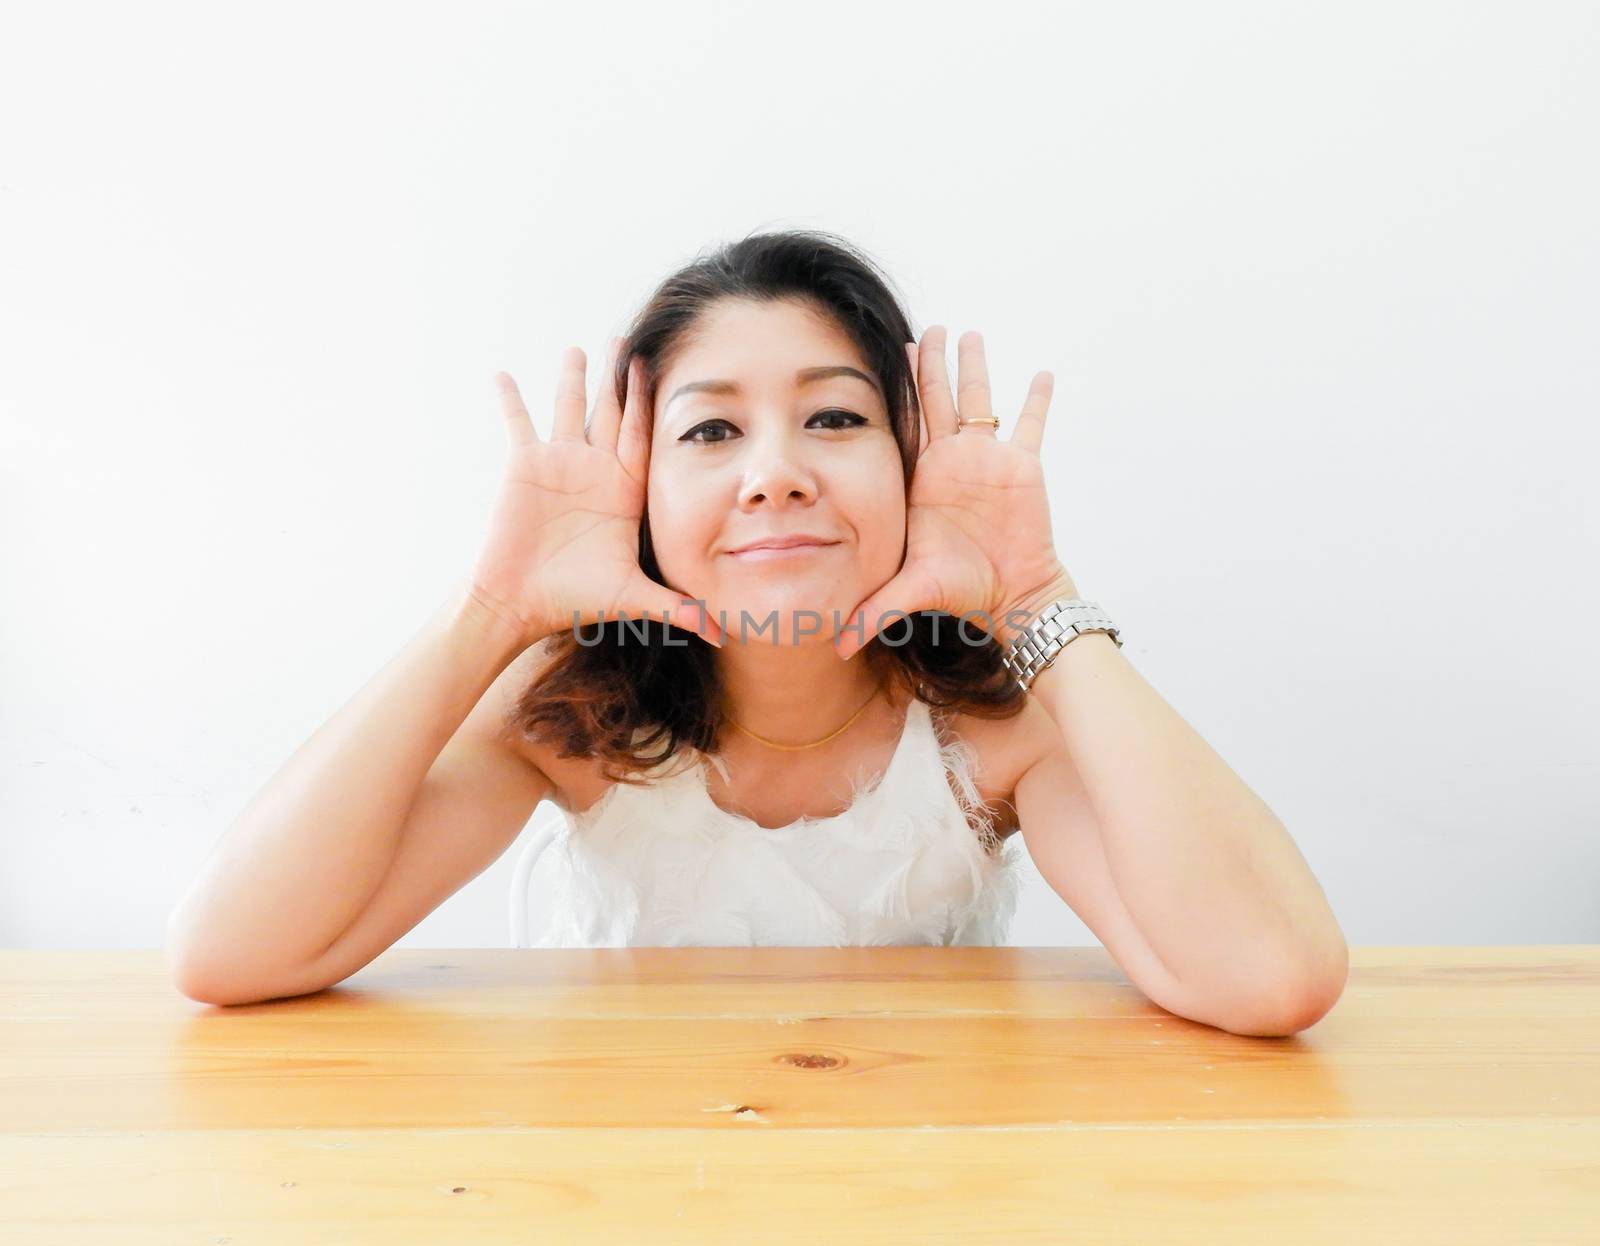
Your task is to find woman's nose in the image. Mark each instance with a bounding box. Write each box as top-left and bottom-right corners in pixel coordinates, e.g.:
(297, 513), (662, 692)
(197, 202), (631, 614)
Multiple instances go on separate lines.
(737, 436), (818, 509)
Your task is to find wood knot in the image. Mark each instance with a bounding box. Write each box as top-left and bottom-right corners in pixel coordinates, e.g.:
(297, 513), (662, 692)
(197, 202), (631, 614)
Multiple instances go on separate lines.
(775, 1052), (842, 1069)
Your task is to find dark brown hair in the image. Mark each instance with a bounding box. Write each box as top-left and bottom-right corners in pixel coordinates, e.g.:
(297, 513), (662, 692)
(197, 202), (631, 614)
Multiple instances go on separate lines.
(510, 228), (1026, 784)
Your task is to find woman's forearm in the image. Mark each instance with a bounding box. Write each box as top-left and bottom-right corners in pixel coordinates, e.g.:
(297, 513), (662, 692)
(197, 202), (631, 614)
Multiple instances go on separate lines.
(1001, 578), (1348, 1006)
(165, 586), (530, 988)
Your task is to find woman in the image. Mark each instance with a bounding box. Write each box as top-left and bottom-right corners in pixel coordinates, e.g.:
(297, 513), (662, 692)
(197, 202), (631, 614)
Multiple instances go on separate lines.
(167, 229), (1347, 1035)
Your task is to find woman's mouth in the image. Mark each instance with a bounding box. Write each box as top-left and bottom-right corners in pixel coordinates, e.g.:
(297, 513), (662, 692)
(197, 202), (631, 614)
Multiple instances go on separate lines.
(727, 540), (841, 562)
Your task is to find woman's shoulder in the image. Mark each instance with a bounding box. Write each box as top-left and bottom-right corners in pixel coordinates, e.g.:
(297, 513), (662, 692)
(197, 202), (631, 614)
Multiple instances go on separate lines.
(921, 690), (1058, 841)
(484, 635), (613, 817)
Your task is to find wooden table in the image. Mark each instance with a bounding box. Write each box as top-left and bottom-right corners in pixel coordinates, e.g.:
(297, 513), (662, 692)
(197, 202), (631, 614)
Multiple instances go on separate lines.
(3, 946), (1597, 1242)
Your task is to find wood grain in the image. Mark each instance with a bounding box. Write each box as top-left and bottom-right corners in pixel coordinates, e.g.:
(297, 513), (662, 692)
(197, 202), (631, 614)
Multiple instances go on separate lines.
(3, 946), (1597, 1242)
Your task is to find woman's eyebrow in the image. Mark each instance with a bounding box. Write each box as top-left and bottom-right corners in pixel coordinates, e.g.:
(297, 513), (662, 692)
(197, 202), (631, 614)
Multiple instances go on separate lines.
(664, 366), (880, 410)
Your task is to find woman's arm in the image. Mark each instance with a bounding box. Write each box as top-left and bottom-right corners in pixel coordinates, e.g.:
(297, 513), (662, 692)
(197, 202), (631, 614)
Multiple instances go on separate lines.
(165, 586), (543, 1001)
(1001, 573), (1349, 1034)
(831, 327), (1344, 1031)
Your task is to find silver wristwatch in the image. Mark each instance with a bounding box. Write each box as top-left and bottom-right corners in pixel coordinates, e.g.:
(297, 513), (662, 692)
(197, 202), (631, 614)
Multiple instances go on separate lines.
(1001, 598), (1122, 691)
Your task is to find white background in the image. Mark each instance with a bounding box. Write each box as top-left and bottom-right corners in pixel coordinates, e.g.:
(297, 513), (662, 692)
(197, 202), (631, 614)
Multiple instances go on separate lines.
(3, 1), (1596, 950)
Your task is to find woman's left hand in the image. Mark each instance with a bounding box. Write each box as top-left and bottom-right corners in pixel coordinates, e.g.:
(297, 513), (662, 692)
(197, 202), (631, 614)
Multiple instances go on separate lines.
(834, 326), (1080, 661)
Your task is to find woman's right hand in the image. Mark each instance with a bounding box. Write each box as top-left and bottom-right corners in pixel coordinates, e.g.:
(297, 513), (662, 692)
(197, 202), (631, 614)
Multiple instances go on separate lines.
(467, 338), (723, 651)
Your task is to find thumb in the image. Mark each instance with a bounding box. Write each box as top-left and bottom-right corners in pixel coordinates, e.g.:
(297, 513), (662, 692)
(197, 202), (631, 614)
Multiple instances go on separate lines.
(834, 568), (940, 661)
(617, 575), (724, 648)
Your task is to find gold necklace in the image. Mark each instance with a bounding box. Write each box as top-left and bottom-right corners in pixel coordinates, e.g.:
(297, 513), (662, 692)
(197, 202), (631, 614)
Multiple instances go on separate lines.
(724, 681), (884, 751)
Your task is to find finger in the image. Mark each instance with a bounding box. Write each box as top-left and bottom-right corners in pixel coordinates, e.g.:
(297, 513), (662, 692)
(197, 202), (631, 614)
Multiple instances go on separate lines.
(917, 326), (962, 440)
(589, 336), (625, 451)
(832, 568), (940, 661)
(1010, 369), (1054, 454)
(615, 356), (652, 484)
(494, 371), (539, 449)
(956, 330), (995, 433)
(905, 341), (929, 455)
(551, 346), (588, 442)
(623, 575), (724, 647)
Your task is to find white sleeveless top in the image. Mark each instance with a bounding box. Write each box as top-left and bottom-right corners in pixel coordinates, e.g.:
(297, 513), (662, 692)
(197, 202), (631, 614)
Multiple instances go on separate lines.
(531, 697), (1026, 948)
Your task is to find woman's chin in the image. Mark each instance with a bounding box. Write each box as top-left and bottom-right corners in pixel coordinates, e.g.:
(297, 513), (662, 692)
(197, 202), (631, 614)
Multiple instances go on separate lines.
(704, 594), (857, 639)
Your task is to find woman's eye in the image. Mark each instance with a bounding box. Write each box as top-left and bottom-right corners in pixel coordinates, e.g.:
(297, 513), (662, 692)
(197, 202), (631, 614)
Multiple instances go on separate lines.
(680, 410), (865, 445)
(681, 419), (735, 445)
(811, 408), (866, 430)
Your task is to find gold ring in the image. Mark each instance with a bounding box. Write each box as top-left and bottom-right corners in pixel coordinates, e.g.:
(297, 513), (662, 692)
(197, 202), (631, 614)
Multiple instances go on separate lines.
(959, 416), (1001, 430)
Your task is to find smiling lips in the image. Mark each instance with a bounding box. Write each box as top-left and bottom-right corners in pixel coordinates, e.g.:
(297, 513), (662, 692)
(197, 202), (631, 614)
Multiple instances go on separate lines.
(726, 536), (841, 561)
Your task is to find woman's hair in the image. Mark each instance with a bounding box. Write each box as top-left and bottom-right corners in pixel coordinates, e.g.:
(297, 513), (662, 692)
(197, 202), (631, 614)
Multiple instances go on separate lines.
(510, 227), (1026, 784)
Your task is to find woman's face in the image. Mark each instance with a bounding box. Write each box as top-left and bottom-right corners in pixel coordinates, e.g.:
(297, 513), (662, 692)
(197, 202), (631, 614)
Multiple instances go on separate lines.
(646, 297), (907, 645)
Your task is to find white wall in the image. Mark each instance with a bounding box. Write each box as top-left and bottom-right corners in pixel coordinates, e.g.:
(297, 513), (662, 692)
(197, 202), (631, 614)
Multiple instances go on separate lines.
(3, 1), (1596, 949)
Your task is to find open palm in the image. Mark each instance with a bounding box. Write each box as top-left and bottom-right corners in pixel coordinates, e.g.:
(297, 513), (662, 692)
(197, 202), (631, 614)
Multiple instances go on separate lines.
(470, 342), (722, 648)
(834, 328), (1068, 660)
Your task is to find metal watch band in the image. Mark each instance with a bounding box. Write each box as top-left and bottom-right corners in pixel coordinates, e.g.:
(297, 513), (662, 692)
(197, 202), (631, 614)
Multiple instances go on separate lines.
(1001, 597), (1122, 691)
